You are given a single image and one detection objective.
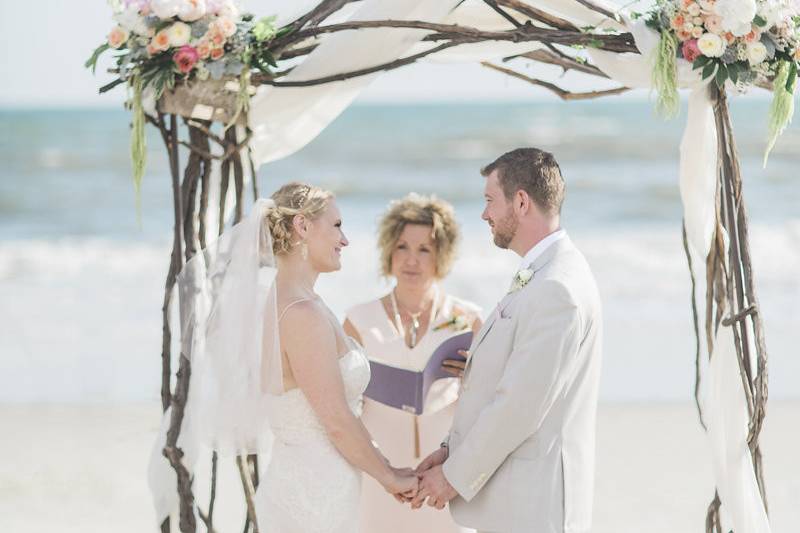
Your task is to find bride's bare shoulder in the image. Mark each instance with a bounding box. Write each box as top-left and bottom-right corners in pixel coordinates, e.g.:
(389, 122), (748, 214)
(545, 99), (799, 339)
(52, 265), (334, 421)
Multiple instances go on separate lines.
(279, 298), (335, 346)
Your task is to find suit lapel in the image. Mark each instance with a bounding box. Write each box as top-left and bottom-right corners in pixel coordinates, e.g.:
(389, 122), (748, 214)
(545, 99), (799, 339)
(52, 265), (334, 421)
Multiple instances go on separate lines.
(463, 290), (519, 379)
(462, 237), (575, 382)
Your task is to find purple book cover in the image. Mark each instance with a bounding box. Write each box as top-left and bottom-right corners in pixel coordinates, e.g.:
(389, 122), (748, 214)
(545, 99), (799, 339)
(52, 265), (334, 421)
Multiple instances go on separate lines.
(364, 331), (472, 414)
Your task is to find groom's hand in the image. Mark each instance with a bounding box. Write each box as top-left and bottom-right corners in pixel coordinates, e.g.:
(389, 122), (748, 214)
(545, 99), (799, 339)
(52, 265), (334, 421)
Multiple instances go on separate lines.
(411, 465), (457, 510)
(415, 446), (447, 475)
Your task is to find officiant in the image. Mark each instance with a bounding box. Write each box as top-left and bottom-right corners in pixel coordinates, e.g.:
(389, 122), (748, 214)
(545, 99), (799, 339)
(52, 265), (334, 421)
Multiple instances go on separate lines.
(344, 193), (482, 533)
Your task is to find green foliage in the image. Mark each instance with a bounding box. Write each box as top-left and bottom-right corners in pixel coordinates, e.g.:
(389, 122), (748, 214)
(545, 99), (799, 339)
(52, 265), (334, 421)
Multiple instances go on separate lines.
(764, 60), (797, 166)
(653, 30), (679, 118)
(129, 74), (147, 218)
(85, 43), (111, 74)
(253, 15), (278, 42)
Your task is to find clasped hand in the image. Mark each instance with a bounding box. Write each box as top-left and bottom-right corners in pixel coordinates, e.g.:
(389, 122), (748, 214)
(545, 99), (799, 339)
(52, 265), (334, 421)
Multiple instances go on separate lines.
(390, 446), (457, 510)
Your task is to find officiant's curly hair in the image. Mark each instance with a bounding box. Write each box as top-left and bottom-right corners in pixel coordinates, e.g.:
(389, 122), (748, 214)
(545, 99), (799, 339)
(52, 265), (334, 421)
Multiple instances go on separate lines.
(377, 193), (460, 279)
(267, 182), (334, 255)
(481, 148), (565, 215)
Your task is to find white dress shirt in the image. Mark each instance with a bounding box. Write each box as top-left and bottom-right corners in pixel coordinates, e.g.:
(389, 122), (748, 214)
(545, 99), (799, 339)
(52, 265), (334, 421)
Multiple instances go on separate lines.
(519, 229), (567, 270)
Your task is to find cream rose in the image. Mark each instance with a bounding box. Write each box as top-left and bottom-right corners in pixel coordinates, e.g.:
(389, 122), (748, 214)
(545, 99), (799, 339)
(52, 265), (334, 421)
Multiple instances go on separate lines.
(151, 0), (181, 19)
(746, 41), (768, 64)
(167, 21), (192, 47)
(698, 32), (726, 57)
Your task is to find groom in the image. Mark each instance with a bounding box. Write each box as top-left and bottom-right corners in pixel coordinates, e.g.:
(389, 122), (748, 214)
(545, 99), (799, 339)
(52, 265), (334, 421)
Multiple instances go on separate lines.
(412, 148), (603, 533)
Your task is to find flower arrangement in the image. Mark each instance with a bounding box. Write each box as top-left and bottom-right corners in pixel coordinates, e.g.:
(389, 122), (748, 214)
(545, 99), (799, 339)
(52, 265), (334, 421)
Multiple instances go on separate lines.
(86, 0), (283, 201)
(88, 0), (280, 96)
(646, 0), (800, 160)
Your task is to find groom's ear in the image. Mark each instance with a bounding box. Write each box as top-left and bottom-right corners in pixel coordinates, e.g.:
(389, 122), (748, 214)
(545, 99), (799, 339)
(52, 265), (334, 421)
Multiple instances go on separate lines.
(514, 189), (532, 215)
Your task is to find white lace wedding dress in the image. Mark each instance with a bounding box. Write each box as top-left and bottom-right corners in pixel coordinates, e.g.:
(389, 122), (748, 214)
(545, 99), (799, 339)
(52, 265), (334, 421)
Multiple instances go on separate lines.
(255, 345), (371, 533)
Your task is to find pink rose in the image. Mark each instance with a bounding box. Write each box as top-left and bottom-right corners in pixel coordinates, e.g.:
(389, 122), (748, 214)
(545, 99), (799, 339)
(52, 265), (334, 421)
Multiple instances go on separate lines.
(682, 39), (702, 62)
(173, 45), (199, 74)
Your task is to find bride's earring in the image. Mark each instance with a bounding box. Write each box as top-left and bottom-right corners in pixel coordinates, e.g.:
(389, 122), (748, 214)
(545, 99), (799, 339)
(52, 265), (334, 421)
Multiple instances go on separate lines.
(294, 240), (308, 261)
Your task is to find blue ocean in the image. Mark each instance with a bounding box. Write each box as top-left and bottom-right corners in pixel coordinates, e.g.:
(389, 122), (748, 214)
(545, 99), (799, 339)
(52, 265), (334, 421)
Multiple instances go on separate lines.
(1, 100), (798, 403)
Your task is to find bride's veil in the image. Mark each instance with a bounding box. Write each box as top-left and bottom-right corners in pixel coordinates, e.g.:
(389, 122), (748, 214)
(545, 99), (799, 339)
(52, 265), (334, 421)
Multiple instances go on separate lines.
(181, 197), (282, 456)
(148, 198), (282, 521)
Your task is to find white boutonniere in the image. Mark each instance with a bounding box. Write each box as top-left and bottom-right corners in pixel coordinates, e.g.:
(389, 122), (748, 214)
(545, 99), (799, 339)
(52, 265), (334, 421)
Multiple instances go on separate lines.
(509, 268), (534, 293)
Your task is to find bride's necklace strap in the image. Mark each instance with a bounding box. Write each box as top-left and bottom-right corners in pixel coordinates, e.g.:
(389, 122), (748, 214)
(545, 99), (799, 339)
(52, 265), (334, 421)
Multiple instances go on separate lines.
(390, 285), (440, 348)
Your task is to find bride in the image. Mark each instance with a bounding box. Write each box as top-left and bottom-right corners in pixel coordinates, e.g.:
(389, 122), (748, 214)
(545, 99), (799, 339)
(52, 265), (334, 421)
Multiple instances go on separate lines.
(179, 182), (418, 532)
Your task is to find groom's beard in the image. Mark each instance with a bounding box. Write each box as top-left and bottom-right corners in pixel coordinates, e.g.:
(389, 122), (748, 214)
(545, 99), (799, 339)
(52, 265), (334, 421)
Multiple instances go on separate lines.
(492, 208), (518, 249)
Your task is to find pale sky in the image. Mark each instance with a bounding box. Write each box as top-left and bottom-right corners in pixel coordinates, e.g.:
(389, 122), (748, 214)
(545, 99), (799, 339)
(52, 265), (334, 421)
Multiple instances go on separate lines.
(0, 0), (639, 108)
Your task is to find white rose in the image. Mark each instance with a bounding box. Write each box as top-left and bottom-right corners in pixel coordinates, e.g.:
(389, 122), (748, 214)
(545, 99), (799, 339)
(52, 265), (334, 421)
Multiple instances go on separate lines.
(151, 0), (181, 19)
(178, 0), (206, 22)
(107, 0), (125, 14)
(698, 32), (726, 57)
(758, 1), (796, 27)
(114, 6), (150, 35)
(692, 26), (705, 38)
(218, 0), (239, 19)
(167, 21), (192, 47)
(746, 41), (768, 63)
(688, 3), (702, 17)
(715, 0), (757, 36)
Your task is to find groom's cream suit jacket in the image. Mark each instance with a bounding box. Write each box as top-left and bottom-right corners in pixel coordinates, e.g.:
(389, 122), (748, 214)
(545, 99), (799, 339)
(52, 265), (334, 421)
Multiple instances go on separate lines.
(442, 234), (602, 533)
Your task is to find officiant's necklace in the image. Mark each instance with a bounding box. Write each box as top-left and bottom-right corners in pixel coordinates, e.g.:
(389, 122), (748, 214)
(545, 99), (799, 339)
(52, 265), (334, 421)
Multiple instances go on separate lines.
(390, 285), (439, 349)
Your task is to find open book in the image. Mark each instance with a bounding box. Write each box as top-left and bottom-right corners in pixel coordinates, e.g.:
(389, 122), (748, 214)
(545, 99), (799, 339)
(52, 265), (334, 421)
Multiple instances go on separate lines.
(363, 331), (472, 415)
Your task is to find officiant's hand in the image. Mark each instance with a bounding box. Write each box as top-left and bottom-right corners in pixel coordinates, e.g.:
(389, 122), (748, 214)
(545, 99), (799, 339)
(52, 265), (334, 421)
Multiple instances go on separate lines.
(441, 350), (469, 378)
(411, 465), (457, 510)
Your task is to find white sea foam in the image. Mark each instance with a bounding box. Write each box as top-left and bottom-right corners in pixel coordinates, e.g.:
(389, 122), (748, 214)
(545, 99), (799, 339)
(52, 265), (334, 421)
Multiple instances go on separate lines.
(1, 219), (798, 403)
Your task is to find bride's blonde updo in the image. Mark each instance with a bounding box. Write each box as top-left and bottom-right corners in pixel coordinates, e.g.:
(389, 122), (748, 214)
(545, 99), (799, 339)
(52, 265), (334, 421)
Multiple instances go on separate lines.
(266, 182), (334, 255)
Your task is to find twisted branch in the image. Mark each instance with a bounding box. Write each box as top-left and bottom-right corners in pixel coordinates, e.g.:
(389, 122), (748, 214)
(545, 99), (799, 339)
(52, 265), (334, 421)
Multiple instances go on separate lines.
(481, 61), (629, 100)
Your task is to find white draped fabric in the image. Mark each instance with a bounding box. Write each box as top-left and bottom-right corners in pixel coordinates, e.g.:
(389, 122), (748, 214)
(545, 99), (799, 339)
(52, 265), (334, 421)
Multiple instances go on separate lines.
(248, 0), (463, 166)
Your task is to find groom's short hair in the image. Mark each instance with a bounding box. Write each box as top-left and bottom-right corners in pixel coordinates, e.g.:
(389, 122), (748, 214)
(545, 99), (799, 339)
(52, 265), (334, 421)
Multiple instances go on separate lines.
(481, 148), (565, 216)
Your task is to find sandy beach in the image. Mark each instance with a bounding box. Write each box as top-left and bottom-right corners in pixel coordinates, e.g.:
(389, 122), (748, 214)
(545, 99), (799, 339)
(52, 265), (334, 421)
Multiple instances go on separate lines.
(2, 400), (797, 532)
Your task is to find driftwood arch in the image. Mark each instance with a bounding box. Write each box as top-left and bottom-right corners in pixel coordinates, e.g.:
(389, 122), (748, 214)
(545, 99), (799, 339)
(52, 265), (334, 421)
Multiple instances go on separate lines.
(104, 2), (777, 532)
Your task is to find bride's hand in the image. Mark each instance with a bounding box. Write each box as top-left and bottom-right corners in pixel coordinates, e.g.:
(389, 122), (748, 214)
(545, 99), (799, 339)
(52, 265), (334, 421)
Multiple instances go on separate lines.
(384, 467), (419, 501)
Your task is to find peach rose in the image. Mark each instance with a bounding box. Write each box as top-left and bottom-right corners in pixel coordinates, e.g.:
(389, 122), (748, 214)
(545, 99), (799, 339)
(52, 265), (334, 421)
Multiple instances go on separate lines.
(152, 30), (171, 51)
(672, 14), (686, 29)
(705, 15), (723, 34)
(744, 28), (760, 43)
(215, 17), (237, 38)
(196, 41), (211, 59)
(210, 47), (225, 60)
(108, 26), (130, 49)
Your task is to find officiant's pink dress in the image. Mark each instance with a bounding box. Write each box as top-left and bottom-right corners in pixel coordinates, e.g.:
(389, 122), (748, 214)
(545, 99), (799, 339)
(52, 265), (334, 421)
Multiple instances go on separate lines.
(345, 294), (481, 533)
